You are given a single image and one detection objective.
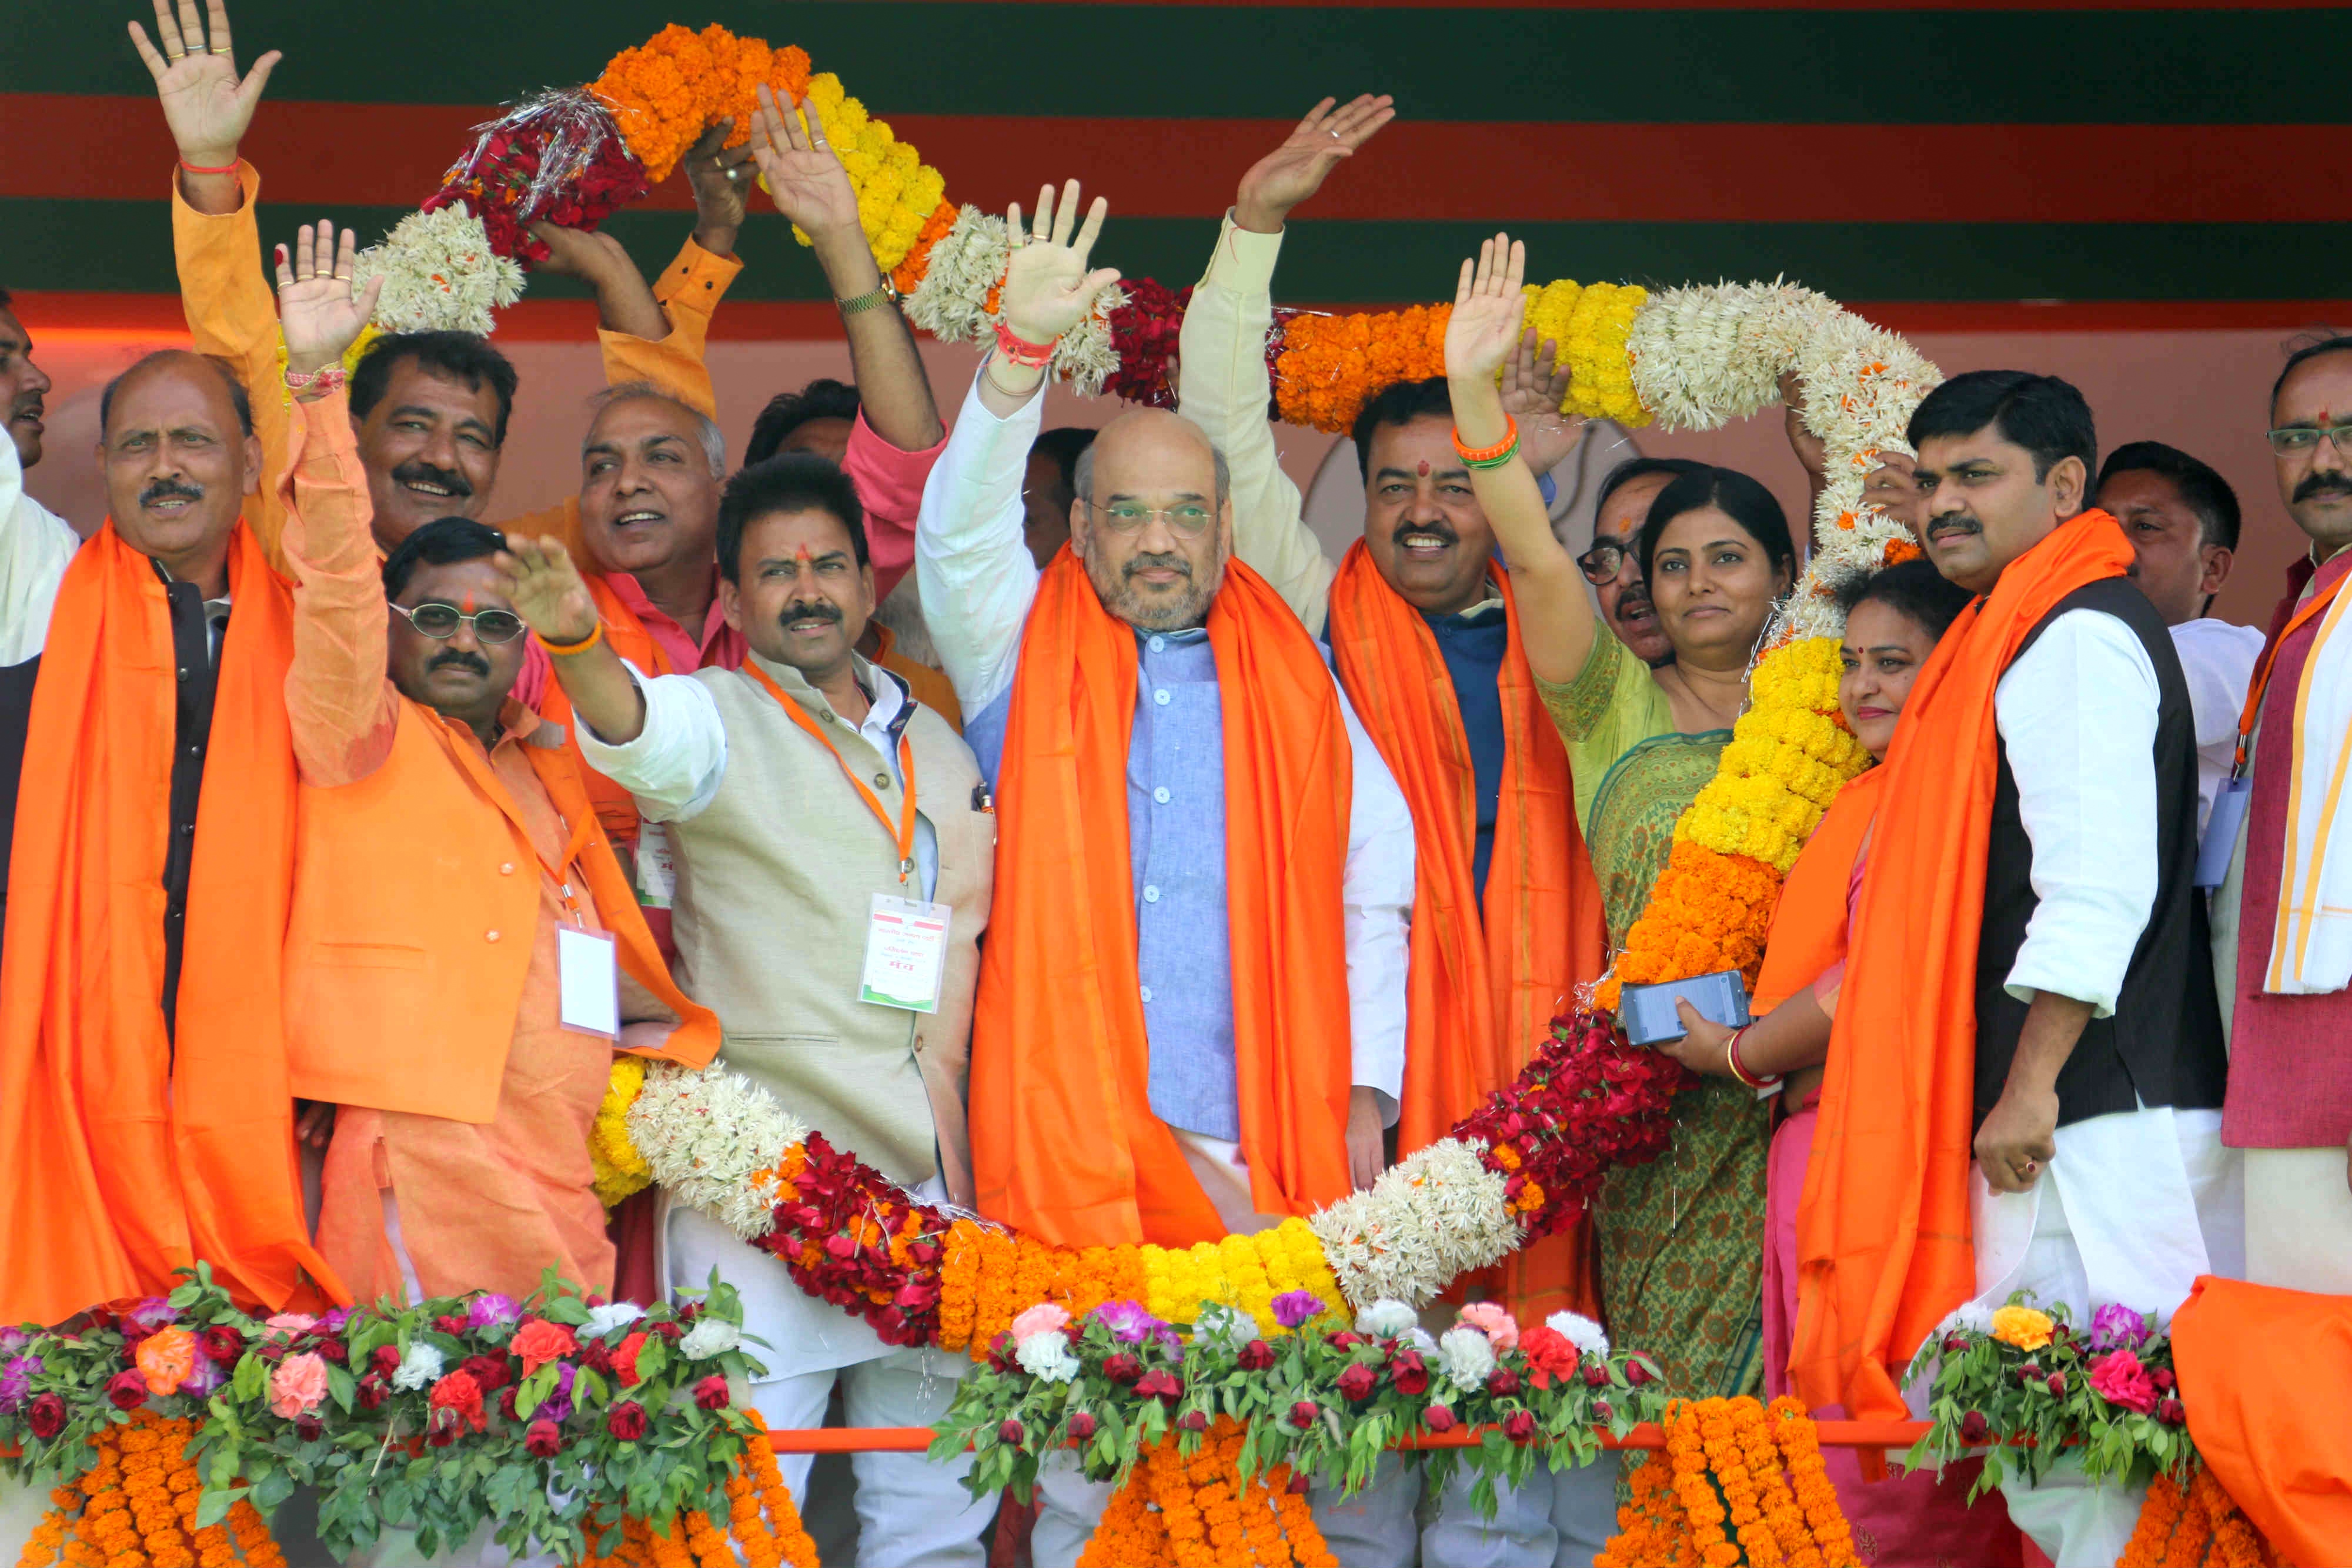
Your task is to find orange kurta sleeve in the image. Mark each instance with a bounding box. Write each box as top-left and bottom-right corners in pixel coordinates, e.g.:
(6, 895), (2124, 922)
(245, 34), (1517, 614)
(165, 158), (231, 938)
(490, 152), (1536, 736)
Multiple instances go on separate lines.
(600, 238), (741, 418)
(171, 161), (293, 568)
(279, 389), (397, 787)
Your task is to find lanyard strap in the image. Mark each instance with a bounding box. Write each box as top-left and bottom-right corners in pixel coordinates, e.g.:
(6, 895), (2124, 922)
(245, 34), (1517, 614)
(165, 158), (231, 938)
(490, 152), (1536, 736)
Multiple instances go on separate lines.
(2234, 569), (2350, 773)
(743, 660), (919, 884)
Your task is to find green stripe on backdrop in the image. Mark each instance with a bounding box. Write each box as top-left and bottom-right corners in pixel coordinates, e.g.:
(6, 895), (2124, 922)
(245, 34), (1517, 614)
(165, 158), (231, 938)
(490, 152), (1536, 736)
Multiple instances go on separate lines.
(5, 5), (2343, 123)
(9, 198), (2351, 304)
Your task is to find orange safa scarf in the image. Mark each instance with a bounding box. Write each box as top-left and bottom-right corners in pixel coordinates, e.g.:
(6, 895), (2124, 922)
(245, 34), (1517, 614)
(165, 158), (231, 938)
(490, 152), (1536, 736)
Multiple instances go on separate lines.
(1792, 510), (2134, 1423)
(0, 522), (342, 1326)
(1325, 544), (1606, 1319)
(971, 551), (1356, 1248)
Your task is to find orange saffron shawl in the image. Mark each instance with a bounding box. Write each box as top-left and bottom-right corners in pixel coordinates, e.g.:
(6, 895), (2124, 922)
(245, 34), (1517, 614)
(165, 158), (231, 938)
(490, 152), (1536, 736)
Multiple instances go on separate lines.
(971, 552), (1356, 1248)
(1325, 544), (1606, 1318)
(1792, 511), (2134, 1423)
(0, 522), (342, 1326)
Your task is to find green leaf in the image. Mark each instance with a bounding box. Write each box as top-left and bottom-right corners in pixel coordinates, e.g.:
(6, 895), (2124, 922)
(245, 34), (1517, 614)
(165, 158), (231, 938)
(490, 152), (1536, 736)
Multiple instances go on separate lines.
(325, 1362), (358, 1416)
(230, 1352), (267, 1402)
(192, 1486), (241, 1530)
(541, 1296), (592, 1328)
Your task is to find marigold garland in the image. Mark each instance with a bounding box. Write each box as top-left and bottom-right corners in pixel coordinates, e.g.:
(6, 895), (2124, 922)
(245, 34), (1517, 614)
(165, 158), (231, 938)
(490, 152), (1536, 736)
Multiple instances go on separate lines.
(19, 1413), (284, 1568)
(582, 1430), (816, 1568)
(1078, 1419), (1335, 1568)
(2118, 1466), (2276, 1568)
(591, 1055), (654, 1206)
(1599, 1398), (1860, 1568)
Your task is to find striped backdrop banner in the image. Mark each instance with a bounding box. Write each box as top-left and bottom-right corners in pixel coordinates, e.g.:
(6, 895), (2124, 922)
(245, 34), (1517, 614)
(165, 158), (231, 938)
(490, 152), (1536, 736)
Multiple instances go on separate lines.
(5, 2), (2348, 332)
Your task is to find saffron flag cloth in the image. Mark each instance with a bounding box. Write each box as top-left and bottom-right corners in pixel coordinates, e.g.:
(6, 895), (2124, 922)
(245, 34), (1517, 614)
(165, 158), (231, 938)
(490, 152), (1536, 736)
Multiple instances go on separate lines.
(0, 522), (341, 1326)
(1792, 510), (2136, 1423)
(1326, 543), (1606, 1320)
(971, 551), (1356, 1248)
(2171, 1273), (2352, 1566)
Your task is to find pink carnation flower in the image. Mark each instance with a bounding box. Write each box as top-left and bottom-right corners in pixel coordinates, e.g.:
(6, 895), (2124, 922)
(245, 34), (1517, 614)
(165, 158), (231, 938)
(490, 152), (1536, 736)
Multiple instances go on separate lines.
(1009, 1303), (1070, 1345)
(1456, 1302), (1520, 1352)
(268, 1352), (330, 1420)
(2087, 1348), (2156, 1415)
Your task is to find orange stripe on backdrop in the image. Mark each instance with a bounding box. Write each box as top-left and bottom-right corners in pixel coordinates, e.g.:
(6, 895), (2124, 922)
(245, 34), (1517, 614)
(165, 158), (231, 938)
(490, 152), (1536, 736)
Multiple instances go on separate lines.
(6, 95), (2352, 225)
(17, 293), (2352, 341)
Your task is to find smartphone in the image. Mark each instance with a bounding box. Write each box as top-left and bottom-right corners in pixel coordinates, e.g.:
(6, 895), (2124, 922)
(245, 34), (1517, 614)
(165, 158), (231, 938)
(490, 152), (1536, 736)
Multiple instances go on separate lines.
(1618, 969), (1751, 1047)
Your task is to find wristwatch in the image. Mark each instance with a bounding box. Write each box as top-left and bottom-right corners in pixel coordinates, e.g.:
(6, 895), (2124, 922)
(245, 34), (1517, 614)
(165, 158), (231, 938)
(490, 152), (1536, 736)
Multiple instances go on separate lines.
(835, 278), (900, 317)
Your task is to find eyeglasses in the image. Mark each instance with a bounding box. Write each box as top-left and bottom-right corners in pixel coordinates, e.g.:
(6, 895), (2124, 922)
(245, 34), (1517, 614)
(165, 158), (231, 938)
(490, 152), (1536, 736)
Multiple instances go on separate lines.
(1088, 500), (1216, 537)
(393, 601), (527, 644)
(2266, 423), (2352, 456)
(1576, 540), (1629, 586)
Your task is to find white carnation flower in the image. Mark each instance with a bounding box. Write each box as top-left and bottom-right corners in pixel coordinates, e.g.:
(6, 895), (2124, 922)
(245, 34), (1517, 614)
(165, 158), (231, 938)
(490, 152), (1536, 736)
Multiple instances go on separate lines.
(1401, 1326), (1439, 1358)
(584, 1302), (644, 1340)
(1191, 1303), (1256, 1352)
(1013, 1330), (1080, 1384)
(1545, 1310), (1610, 1360)
(390, 1342), (445, 1392)
(1354, 1300), (1419, 1340)
(1436, 1326), (1496, 1393)
(679, 1316), (741, 1360)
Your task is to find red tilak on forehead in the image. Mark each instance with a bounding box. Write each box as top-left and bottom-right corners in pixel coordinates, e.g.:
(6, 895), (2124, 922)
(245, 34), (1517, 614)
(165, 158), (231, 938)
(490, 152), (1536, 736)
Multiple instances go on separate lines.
(795, 544), (813, 565)
(462, 590), (476, 614)
(1417, 459), (1431, 477)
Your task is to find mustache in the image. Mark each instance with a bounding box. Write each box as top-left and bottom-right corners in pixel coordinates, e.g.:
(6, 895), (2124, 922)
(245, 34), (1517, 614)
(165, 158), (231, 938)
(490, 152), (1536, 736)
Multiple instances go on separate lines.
(427, 649), (490, 677)
(390, 459), (473, 499)
(1124, 551), (1193, 583)
(777, 599), (843, 627)
(2294, 472), (2352, 504)
(1926, 513), (1982, 537)
(139, 477), (204, 507)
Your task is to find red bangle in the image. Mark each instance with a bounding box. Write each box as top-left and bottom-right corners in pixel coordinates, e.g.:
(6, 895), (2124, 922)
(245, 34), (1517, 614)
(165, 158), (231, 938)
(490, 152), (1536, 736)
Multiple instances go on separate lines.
(1451, 414), (1521, 467)
(993, 320), (1057, 369)
(179, 159), (239, 176)
(1725, 1028), (1781, 1090)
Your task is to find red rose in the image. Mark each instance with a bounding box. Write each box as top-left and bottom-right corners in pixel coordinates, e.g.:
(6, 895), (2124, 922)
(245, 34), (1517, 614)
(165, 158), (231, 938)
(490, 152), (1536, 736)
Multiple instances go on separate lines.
(1625, 1357), (1656, 1386)
(1581, 1363), (1609, 1388)
(1592, 1399), (1614, 1425)
(693, 1375), (730, 1411)
(1288, 1400), (1321, 1430)
(1389, 1350), (1428, 1396)
(1503, 1410), (1537, 1443)
(606, 1402), (647, 1442)
(2016, 1363), (2042, 1386)
(199, 1326), (245, 1365)
(1175, 1409), (1208, 1432)
(1517, 1328), (1579, 1391)
(1958, 1411), (1990, 1445)
(1324, 1332), (1364, 1351)
(1104, 1352), (1144, 1385)
(580, 1340), (614, 1377)
(426, 1370), (486, 1436)
(2156, 1398), (2184, 1426)
(356, 1375), (389, 1412)
(611, 1333), (647, 1389)
(1067, 1412), (1096, 1440)
(998, 1419), (1024, 1445)
(2151, 1369), (2176, 1393)
(435, 1315), (467, 1337)
(26, 1393), (65, 1440)
(1337, 1363), (1378, 1402)
(653, 1321), (685, 1343)
(1235, 1341), (1274, 1373)
(460, 1353), (512, 1393)
(310, 1338), (346, 1365)
(524, 1419), (562, 1458)
(426, 1424), (456, 1449)
(1944, 1333), (1971, 1355)
(1134, 1370), (1184, 1404)
(498, 1388), (521, 1422)
(293, 1415), (325, 1443)
(1486, 1369), (1521, 1398)
(2045, 1374), (2067, 1396)
(1288, 1472), (1312, 1495)
(1424, 1403), (1457, 1433)
(370, 1345), (401, 1378)
(105, 1370), (147, 1410)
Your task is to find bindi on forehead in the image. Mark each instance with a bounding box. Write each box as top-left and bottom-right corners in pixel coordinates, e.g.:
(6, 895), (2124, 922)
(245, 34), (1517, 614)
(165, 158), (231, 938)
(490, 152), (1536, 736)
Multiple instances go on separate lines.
(1416, 459), (1431, 477)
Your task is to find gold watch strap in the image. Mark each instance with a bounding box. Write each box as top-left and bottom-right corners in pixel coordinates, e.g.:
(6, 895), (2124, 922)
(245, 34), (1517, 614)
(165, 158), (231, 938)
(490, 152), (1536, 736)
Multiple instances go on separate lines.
(836, 281), (898, 317)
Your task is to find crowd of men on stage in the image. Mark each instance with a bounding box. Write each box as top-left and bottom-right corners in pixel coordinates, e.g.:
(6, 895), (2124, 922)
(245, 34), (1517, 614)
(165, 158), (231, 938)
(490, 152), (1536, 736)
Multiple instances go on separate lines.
(1, 8), (2347, 1566)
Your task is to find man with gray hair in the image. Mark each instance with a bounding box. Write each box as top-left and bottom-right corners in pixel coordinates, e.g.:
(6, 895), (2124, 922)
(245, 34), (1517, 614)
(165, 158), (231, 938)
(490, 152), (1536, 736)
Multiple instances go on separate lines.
(915, 180), (1415, 1567)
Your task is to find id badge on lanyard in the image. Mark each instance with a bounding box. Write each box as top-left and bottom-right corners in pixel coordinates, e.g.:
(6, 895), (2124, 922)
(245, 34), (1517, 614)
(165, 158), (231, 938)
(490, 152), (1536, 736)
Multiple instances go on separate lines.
(542, 811), (619, 1039)
(860, 894), (950, 1013)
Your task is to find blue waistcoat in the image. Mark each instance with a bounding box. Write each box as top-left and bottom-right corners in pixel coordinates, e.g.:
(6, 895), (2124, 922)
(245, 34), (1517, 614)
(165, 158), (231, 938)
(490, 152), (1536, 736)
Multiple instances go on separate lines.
(967, 627), (1242, 1139)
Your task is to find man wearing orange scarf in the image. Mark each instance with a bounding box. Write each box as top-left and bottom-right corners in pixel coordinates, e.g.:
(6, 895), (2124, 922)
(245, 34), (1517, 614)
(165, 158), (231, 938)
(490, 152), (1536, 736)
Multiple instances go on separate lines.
(1175, 103), (1612, 1568)
(917, 182), (1414, 1568)
(1795, 372), (2233, 1567)
(0, 312), (338, 1330)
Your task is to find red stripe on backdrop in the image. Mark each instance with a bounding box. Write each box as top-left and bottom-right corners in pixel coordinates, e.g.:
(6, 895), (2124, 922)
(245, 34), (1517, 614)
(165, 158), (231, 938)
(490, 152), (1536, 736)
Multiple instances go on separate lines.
(16, 292), (2352, 341)
(7, 96), (2350, 225)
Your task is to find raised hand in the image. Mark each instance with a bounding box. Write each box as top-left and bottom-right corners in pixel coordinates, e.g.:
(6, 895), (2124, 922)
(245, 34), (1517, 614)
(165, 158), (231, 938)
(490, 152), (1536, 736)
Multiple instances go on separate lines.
(496, 537), (600, 647)
(1502, 327), (1583, 478)
(529, 223), (633, 283)
(684, 117), (759, 256)
(129, 0), (279, 168)
(273, 221), (383, 379)
(747, 83), (860, 247)
(1234, 94), (1395, 235)
(998, 180), (1121, 347)
(1445, 231), (1529, 387)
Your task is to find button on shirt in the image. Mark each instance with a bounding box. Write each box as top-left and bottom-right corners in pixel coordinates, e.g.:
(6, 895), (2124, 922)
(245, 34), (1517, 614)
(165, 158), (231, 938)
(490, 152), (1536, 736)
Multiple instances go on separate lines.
(916, 366), (1414, 1135)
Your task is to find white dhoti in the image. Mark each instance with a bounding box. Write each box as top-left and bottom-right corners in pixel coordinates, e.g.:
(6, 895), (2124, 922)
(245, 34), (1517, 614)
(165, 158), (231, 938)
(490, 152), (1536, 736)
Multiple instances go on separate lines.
(2244, 1146), (2352, 1292)
(1422, 1457), (1617, 1568)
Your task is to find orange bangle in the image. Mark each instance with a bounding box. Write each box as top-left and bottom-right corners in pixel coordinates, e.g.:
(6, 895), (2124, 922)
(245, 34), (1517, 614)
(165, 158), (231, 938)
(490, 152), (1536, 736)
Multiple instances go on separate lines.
(535, 622), (604, 657)
(1452, 414), (1521, 468)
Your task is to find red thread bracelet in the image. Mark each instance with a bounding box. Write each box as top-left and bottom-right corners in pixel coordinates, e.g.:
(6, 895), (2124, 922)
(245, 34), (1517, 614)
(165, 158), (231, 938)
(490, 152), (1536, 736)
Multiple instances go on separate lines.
(993, 320), (1056, 369)
(179, 159), (239, 176)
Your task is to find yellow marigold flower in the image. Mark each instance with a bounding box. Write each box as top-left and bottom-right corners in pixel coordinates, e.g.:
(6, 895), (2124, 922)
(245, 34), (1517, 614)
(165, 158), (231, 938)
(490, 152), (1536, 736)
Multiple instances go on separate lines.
(589, 1057), (651, 1207)
(1990, 1305), (2054, 1352)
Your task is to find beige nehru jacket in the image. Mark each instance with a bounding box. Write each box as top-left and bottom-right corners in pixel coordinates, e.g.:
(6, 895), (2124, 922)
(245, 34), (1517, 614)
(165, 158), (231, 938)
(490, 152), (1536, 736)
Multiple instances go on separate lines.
(585, 650), (994, 1201)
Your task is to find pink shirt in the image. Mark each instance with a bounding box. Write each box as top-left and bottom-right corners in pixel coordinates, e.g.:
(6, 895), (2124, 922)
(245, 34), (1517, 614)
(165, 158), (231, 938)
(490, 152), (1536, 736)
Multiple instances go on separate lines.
(2225, 547), (2352, 1148)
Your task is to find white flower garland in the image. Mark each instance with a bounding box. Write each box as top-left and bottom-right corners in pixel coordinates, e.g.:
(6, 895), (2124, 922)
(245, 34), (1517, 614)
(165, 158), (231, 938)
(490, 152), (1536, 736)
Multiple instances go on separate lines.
(349, 204), (525, 337)
(1307, 1139), (1521, 1312)
(901, 204), (1125, 394)
(624, 1062), (806, 1238)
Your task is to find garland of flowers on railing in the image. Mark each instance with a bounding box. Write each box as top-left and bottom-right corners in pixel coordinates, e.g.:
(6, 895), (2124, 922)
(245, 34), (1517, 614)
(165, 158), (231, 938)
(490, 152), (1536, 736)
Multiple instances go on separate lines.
(1595, 1396), (1863, 1568)
(0, 1269), (797, 1565)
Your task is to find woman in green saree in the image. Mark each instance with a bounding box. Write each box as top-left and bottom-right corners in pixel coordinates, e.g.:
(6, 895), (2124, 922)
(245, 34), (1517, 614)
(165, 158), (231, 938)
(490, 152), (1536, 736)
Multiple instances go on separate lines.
(1446, 233), (1798, 1401)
